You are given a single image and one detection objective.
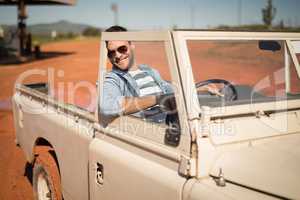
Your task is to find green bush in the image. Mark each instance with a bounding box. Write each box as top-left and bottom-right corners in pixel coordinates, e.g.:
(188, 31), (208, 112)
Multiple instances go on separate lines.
(82, 27), (101, 37)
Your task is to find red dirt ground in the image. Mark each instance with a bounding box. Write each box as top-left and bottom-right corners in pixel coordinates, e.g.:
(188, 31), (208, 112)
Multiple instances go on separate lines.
(0, 38), (100, 200)
(0, 38), (299, 199)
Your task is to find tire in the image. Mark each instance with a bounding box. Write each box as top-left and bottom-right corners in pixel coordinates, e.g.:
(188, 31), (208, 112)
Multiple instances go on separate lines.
(33, 147), (62, 200)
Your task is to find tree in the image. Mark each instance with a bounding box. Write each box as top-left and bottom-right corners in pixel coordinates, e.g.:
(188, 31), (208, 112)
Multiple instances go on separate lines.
(66, 32), (75, 38)
(262, 0), (276, 29)
(82, 27), (101, 37)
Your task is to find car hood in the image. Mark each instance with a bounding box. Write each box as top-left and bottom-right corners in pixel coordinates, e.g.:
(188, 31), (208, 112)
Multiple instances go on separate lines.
(210, 133), (300, 199)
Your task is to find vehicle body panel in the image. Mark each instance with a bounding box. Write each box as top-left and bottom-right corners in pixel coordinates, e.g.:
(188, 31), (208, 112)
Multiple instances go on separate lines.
(12, 30), (300, 200)
(13, 87), (93, 200)
(183, 178), (278, 200)
(209, 133), (300, 199)
(89, 135), (186, 200)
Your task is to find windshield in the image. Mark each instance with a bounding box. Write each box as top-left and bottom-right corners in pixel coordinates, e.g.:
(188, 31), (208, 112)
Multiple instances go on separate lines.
(187, 39), (300, 107)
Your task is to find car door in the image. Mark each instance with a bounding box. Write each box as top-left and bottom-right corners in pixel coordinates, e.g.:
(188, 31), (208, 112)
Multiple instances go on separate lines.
(89, 116), (188, 200)
(89, 31), (192, 200)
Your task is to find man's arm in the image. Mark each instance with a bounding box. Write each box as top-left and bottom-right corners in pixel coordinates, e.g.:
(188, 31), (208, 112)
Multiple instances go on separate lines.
(100, 75), (158, 116)
(121, 96), (157, 115)
(100, 76), (124, 117)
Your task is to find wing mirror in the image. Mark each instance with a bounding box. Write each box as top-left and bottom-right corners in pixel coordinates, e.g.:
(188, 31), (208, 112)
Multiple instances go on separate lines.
(164, 113), (181, 147)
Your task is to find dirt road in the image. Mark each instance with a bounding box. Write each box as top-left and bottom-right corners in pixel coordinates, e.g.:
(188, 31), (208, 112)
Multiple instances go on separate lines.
(0, 38), (99, 200)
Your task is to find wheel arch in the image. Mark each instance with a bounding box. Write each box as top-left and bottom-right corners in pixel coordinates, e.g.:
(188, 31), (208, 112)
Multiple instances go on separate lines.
(33, 137), (61, 174)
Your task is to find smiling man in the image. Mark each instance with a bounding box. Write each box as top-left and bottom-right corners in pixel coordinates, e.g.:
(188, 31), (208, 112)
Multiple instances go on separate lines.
(99, 25), (174, 120)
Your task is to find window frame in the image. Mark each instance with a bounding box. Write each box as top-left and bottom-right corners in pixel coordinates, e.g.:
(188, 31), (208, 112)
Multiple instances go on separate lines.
(96, 31), (192, 156)
(172, 31), (300, 119)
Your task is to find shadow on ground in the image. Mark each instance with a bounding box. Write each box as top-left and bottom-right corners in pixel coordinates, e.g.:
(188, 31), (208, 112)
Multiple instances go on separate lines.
(0, 51), (75, 65)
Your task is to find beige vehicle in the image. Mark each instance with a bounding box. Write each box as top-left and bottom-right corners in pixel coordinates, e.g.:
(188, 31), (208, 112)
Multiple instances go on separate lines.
(13, 30), (300, 200)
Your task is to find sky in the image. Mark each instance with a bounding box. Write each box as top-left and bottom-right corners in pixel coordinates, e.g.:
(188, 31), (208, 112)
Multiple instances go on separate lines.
(0, 0), (299, 30)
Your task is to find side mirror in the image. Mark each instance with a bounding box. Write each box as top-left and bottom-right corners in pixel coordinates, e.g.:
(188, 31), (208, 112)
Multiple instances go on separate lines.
(165, 126), (181, 147)
(258, 40), (281, 52)
(164, 113), (181, 147)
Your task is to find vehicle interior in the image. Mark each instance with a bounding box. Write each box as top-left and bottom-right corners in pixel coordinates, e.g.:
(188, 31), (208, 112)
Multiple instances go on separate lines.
(139, 38), (300, 125)
(192, 40), (300, 107)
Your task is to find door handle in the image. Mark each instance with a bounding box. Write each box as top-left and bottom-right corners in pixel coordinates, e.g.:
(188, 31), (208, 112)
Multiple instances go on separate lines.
(96, 163), (104, 185)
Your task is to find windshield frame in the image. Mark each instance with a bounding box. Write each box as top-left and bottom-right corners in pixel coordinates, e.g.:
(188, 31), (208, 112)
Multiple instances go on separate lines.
(97, 30), (192, 156)
(172, 31), (300, 118)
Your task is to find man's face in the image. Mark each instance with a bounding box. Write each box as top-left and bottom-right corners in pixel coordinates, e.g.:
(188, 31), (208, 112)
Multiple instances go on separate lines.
(107, 40), (134, 70)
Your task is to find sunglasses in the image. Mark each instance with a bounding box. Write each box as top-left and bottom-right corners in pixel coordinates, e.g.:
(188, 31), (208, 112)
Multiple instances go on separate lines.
(107, 45), (128, 58)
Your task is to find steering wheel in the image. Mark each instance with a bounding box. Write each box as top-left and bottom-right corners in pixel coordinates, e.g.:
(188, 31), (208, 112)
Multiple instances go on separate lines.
(196, 79), (238, 101)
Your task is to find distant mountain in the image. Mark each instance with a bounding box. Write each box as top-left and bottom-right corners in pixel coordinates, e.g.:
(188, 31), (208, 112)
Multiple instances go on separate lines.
(28, 20), (92, 35)
(1, 20), (101, 35)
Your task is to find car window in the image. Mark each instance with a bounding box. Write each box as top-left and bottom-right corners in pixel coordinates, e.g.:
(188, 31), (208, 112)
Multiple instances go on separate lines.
(103, 41), (177, 123)
(100, 40), (183, 147)
(186, 40), (299, 106)
(130, 41), (177, 125)
(290, 49), (300, 94)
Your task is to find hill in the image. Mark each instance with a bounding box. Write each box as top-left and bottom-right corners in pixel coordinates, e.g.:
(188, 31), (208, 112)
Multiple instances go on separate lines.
(1, 20), (101, 36)
(28, 20), (92, 35)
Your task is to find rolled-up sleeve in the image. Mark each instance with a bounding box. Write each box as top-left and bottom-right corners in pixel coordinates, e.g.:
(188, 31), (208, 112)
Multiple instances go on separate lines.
(99, 76), (124, 117)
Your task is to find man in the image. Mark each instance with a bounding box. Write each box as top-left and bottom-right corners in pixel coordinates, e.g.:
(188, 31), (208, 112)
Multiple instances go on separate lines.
(99, 25), (220, 121)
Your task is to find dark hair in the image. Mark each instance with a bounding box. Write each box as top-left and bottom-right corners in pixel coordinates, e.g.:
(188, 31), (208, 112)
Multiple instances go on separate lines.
(105, 25), (127, 32)
(105, 25), (130, 47)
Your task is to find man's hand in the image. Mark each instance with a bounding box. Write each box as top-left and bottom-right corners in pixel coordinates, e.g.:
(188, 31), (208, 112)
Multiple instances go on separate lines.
(197, 84), (224, 97)
(156, 94), (177, 113)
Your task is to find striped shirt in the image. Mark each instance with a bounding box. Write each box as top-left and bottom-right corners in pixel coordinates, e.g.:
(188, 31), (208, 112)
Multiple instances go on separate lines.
(128, 69), (162, 97)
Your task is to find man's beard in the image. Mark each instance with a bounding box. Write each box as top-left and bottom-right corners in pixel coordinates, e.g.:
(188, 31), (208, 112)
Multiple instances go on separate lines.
(127, 50), (135, 70)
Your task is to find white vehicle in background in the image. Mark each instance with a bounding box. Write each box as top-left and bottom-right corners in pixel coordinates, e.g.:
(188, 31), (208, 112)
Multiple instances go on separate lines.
(12, 30), (300, 200)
